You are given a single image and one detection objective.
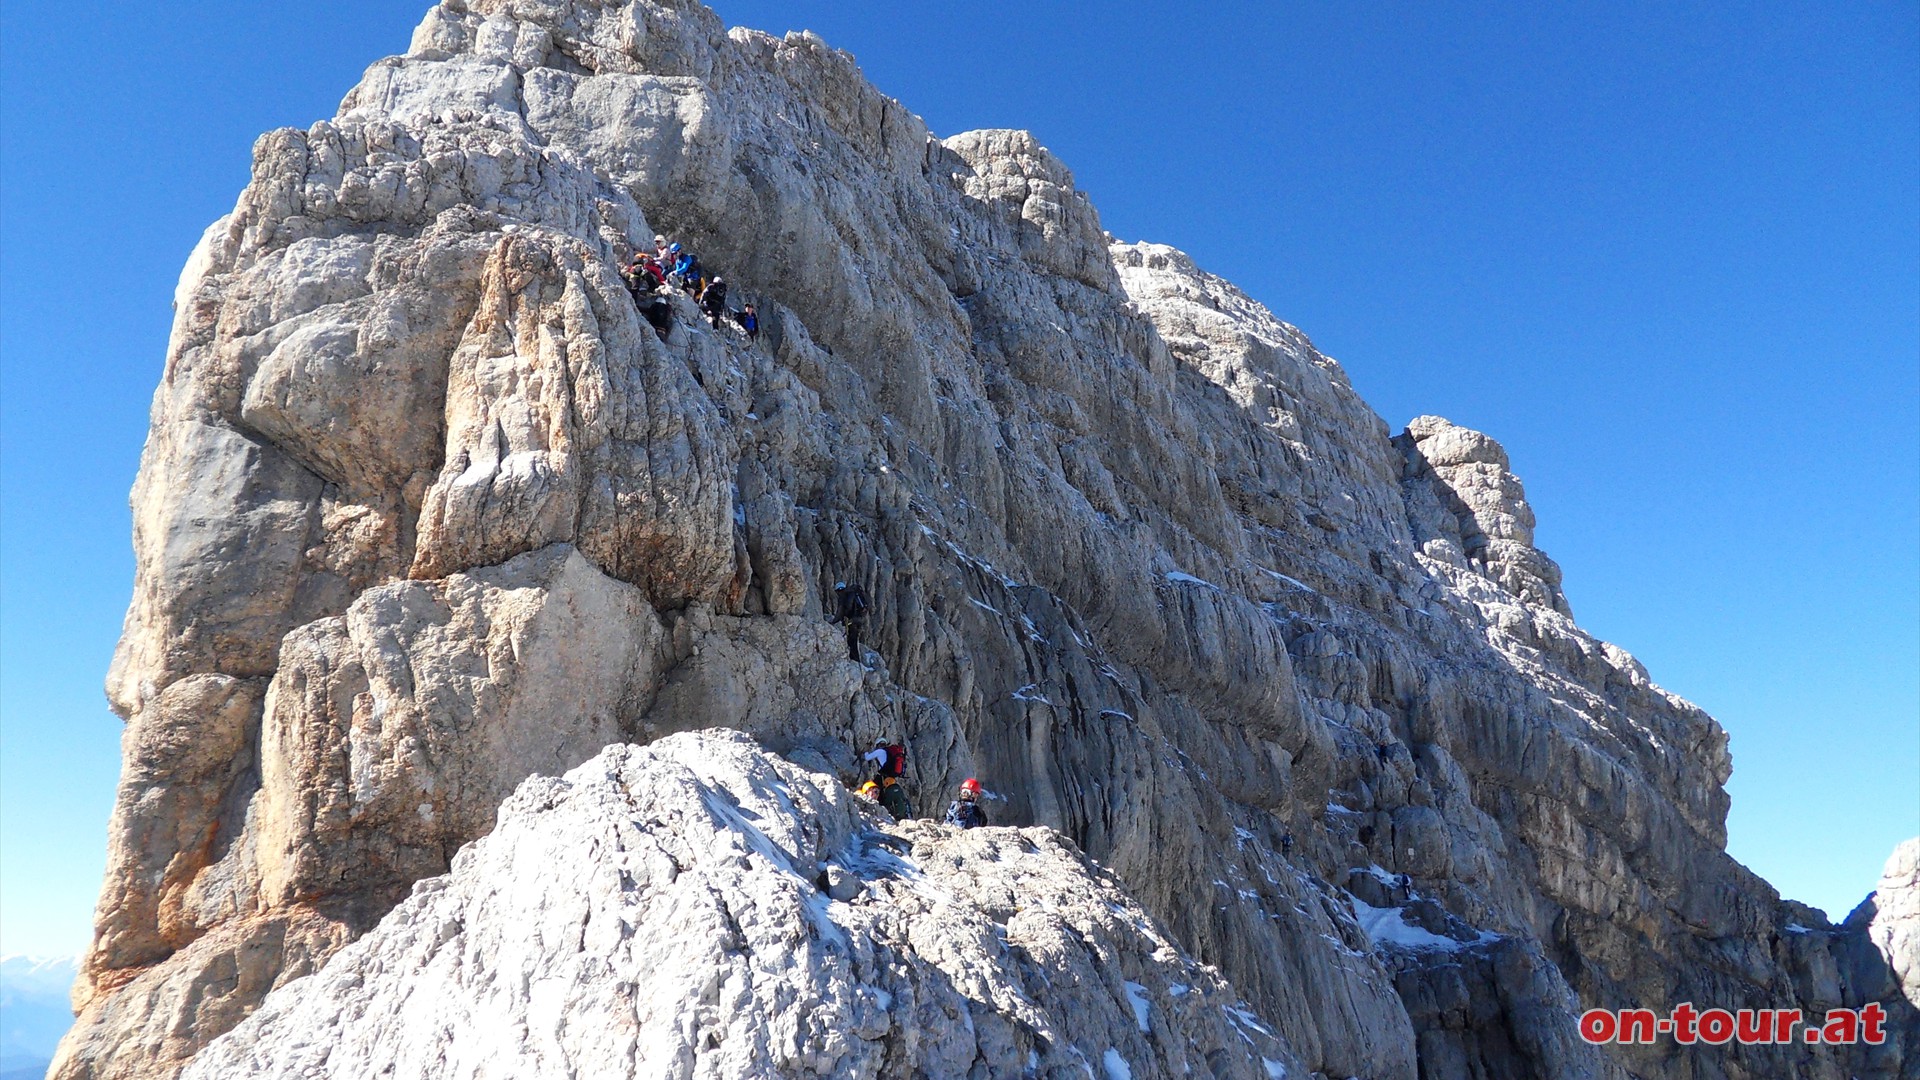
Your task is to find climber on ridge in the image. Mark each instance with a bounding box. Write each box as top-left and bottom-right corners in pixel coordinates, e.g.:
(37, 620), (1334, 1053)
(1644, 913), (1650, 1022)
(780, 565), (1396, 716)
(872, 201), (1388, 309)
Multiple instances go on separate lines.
(944, 778), (987, 829)
(862, 738), (911, 819)
(619, 249), (673, 342)
(830, 581), (870, 663)
(637, 232), (752, 342)
(669, 244), (702, 293)
(622, 251), (668, 304)
(702, 276), (730, 329)
(640, 296), (673, 342)
(620, 253), (649, 298)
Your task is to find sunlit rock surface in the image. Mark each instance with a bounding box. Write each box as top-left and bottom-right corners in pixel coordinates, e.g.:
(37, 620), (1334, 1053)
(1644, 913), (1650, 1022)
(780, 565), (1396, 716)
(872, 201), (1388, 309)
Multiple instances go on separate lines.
(59, 1), (1916, 1077)
(183, 732), (1307, 1080)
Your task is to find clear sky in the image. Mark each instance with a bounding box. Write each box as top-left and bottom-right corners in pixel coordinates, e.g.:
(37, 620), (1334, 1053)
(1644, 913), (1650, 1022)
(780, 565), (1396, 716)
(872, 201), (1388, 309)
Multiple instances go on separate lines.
(1, 1), (1914, 957)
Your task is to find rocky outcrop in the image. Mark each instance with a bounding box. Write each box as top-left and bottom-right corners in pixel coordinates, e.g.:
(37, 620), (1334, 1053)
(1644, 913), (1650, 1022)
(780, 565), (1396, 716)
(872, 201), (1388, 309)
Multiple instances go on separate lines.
(1398, 414), (1570, 616)
(182, 731), (1306, 1080)
(1872, 840), (1920, 1011)
(62, 1), (1917, 1077)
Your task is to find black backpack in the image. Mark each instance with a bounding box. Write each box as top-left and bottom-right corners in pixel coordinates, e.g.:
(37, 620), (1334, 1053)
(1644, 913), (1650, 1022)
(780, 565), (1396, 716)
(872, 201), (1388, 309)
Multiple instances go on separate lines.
(841, 585), (869, 620)
(643, 299), (673, 333)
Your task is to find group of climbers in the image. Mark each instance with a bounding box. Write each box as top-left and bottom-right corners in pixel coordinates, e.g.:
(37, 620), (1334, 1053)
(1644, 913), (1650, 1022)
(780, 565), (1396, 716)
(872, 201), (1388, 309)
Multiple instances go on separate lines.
(860, 738), (912, 820)
(620, 233), (759, 343)
(853, 737), (987, 830)
(830, 571), (985, 828)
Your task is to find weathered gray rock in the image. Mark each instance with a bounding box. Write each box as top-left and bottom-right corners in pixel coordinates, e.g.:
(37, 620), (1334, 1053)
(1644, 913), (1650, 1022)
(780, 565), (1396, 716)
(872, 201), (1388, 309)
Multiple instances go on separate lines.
(1398, 414), (1570, 616)
(1391, 936), (1628, 1080)
(1874, 839), (1920, 1009)
(63, 1), (1917, 1078)
(181, 732), (1306, 1080)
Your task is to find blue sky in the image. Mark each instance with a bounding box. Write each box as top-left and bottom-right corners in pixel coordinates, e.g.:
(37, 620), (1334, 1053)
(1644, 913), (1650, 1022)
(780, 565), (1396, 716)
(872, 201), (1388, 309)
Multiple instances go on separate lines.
(1, 1), (1913, 957)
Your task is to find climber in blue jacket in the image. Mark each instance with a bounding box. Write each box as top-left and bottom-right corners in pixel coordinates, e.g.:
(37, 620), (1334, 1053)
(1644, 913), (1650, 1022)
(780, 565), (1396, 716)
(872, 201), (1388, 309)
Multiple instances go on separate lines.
(671, 247), (702, 293)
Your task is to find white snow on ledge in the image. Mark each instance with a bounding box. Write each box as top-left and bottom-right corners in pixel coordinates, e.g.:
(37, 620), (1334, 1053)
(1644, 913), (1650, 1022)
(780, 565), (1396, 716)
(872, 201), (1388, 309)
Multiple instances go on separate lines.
(1353, 864), (1402, 889)
(1257, 567), (1317, 594)
(1351, 898), (1491, 952)
(1164, 570), (1219, 589)
(1122, 980), (1151, 1032)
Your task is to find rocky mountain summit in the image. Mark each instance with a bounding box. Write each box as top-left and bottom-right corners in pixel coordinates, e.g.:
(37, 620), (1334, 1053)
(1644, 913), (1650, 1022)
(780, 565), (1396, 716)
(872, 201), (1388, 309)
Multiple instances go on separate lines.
(56, 1), (1916, 1077)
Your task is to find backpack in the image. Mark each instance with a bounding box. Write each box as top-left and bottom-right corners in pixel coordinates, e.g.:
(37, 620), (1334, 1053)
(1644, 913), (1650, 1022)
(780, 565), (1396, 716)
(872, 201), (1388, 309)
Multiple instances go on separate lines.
(643, 299), (673, 333)
(842, 586), (869, 620)
(876, 742), (906, 778)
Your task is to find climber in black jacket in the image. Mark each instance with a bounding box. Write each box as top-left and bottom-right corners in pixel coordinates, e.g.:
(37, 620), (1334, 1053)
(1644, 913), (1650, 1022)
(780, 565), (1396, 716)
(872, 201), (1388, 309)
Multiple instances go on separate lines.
(640, 297), (673, 341)
(829, 581), (869, 663)
(944, 778), (986, 829)
(702, 276), (729, 329)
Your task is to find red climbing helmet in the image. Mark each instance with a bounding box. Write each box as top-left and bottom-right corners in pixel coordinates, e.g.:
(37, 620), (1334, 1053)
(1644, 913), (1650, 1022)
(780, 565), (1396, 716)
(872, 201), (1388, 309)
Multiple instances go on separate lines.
(960, 778), (982, 795)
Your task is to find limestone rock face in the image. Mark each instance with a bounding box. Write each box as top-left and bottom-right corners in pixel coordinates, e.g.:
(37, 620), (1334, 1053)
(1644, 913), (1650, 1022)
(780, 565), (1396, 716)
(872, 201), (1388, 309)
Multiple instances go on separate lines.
(1397, 415), (1570, 616)
(64, 1), (1917, 1077)
(182, 732), (1308, 1080)
(1872, 839), (1920, 1010)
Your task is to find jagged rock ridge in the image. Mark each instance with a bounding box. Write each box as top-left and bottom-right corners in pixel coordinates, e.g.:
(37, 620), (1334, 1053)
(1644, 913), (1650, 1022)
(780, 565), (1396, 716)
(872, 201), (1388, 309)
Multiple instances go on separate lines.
(57, 1), (1917, 1077)
(182, 731), (1306, 1079)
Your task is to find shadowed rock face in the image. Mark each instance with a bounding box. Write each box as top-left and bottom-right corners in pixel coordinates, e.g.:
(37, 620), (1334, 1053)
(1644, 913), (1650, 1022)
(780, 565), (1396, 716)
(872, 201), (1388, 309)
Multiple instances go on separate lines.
(59, 1), (1916, 1078)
